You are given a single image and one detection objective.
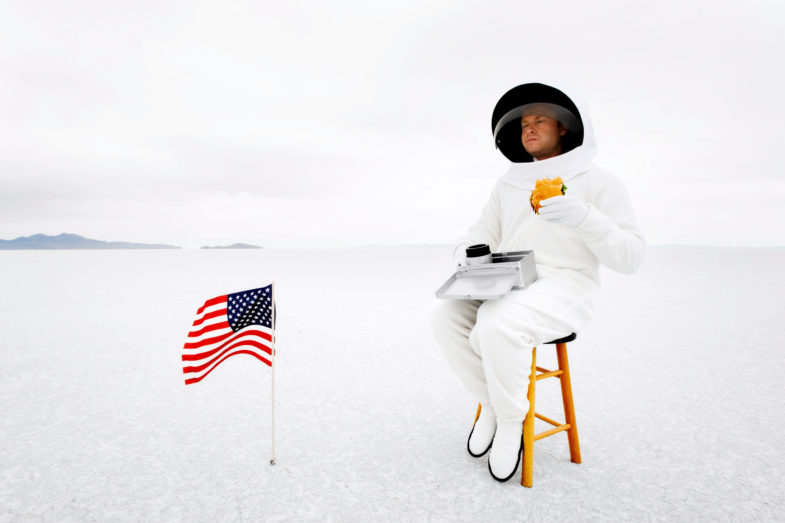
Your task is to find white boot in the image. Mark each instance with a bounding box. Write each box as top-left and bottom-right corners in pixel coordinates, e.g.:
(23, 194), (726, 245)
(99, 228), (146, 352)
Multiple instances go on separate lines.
(488, 421), (523, 482)
(467, 404), (496, 457)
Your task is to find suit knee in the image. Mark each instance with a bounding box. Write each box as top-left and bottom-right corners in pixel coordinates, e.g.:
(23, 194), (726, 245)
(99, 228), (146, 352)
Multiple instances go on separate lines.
(428, 299), (453, 333)
(473, 303), (536, 353)
(429, 299), (478, 334)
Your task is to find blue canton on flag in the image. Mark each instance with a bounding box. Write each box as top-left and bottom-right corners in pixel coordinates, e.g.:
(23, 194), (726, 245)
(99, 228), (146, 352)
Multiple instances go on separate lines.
(228, 286), (273, 331)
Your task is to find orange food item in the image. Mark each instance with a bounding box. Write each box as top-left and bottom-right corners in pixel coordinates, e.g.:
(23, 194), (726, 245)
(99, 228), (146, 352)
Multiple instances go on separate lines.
(530, 177), (567, 213)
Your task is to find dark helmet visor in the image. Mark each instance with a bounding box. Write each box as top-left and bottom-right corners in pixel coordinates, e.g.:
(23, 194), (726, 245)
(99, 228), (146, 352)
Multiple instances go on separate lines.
(493, 102), (583, 143)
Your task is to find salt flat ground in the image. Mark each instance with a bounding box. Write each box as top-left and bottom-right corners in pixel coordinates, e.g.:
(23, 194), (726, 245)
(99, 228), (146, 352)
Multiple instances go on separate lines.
(1, 246), (784, 522)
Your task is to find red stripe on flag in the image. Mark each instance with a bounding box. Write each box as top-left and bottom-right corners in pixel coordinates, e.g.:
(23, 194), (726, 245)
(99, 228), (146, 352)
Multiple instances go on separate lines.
(184, 350), (272, 385)
(191, 309), (225, 328)
(196, 295), (227, 316)
(183, 330), (233, 350)
(182, 329), (273, 361)
(183, 339), (272, 373)
(187, 320), (231, 338)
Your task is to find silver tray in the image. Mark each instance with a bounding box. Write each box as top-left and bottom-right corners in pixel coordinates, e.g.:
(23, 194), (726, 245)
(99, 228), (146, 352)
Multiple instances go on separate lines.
(435, 250), (537, 300)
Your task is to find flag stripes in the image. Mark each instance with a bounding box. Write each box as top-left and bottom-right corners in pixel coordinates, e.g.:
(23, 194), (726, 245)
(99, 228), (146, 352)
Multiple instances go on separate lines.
(187, 320), (231, 338)
(191, 309), (225, 327)
(196, 295), (226, 315)
(183, 340), (272, 373)
(185, 350), (272, 386)
(182, 329), (273, 362)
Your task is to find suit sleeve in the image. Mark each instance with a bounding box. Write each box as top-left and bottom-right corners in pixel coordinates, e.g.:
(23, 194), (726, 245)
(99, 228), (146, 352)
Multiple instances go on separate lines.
(576, 176), (646, 274)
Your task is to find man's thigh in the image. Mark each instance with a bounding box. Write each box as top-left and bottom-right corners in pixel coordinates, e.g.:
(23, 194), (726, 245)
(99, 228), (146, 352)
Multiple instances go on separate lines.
(475, 275), (597, 347)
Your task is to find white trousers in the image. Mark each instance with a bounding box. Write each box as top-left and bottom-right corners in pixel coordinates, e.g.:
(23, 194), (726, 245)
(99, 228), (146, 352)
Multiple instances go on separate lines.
(429, 271), (598, 423)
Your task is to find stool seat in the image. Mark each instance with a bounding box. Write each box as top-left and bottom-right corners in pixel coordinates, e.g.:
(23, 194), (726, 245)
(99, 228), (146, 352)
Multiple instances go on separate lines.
(544, 333), (577, 345)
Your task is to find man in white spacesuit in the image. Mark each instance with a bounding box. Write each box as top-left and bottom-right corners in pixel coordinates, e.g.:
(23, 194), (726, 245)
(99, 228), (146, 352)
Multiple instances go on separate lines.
(429, 83), (645, 482)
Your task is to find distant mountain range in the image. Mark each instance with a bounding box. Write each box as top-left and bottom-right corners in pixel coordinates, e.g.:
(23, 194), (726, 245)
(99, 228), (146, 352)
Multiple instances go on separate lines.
(201, 243), (262, 249)
(0, 233), (181, 250)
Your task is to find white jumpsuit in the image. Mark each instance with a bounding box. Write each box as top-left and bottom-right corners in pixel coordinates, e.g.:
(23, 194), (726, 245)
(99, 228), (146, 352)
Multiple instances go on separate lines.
(429, 93), (645, 424)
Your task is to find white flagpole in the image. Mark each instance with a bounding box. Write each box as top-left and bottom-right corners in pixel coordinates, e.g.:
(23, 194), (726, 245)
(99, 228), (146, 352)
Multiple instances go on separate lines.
(270, 280), (276, 465)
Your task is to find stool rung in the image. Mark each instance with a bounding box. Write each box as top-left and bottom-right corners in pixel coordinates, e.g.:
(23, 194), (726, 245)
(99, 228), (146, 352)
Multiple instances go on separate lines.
(534, 412), (562, 427)
(534, 423), (571, 441)
(535, 369), (563, 380)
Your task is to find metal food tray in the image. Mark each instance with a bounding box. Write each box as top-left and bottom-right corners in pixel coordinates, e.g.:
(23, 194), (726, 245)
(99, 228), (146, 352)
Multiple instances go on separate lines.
(435, 250), (537, 300)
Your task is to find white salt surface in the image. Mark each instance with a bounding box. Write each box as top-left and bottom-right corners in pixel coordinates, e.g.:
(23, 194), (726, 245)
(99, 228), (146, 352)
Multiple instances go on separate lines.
(1, 246), (784, 521)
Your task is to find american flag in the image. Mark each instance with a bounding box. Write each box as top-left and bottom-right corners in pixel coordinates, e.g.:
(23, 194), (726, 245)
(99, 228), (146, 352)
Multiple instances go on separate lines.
(182, 285), (275, 385)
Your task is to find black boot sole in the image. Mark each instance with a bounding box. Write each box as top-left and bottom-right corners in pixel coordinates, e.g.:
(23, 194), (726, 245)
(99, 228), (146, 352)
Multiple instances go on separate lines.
(467, 420), (495, 458)
(488, 435), (524, 482)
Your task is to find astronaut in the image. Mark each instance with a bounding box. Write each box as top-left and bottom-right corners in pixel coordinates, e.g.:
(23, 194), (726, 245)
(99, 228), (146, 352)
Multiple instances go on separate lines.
(429, 83), (645, 482)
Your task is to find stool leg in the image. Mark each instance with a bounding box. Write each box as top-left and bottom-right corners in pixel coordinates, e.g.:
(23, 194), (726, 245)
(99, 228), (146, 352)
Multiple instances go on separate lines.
(522, 346), (537, 487)
(556, 343), (581, 464)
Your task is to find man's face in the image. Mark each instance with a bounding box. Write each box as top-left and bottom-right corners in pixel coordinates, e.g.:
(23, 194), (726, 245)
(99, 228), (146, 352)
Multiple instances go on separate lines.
(520, 114), (567, 160)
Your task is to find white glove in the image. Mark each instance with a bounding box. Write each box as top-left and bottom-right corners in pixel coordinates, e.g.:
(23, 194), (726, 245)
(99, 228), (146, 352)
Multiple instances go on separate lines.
(538, 195), (589, 227)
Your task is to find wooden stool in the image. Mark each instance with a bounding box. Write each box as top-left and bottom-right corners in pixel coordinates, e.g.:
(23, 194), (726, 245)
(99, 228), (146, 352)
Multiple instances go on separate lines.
(474, 333), (580, 487)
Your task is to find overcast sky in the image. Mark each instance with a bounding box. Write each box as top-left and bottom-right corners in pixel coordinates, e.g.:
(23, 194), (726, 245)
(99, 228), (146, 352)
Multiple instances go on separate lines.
(2, 0), (784, 248)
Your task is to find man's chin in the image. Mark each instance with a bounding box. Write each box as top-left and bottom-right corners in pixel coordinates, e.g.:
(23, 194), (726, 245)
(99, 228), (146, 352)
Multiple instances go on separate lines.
(522, 146), (540, 156)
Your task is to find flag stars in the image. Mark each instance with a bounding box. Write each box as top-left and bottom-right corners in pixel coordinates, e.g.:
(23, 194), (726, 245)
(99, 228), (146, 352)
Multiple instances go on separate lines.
(227, 285), (274, 332)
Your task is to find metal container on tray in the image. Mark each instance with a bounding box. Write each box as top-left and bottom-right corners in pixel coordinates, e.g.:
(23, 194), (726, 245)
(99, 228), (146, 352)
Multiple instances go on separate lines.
(435, 250), (537, 300)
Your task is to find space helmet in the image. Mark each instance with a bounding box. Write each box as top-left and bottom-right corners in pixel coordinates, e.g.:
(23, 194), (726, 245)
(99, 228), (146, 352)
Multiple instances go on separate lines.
(491, 83), (584, 162)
